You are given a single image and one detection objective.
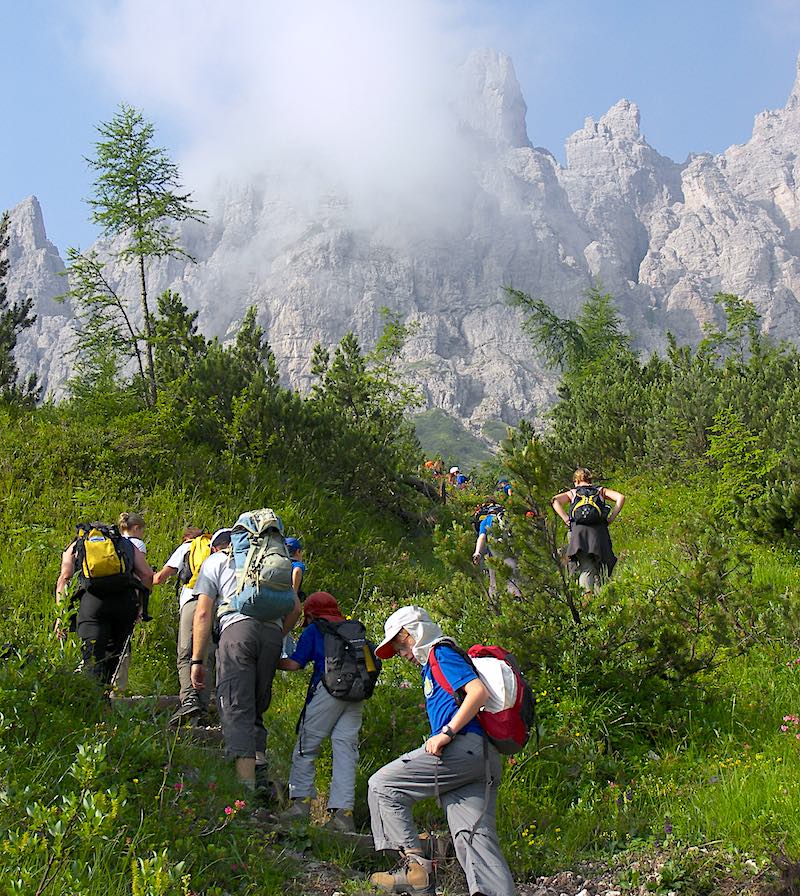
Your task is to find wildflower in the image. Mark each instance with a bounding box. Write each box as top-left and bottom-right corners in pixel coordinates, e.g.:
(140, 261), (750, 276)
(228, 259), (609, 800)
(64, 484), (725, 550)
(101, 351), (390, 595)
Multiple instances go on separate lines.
(207, 782), (217, 791)
(399, 681), (412, 689)
(231, 863), (238, 872)
(781, 725), (789, 732)
(174, 782), (184, 792)
(132, 778), (139, 784)
(224, 806), (233, 815)
(234, 799), (246, 809)
(664, 819), (673, 835)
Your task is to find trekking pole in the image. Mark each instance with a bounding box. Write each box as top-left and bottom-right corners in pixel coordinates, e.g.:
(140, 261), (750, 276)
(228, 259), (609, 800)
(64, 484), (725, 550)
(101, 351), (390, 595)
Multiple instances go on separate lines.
(109, 631), (134, 693)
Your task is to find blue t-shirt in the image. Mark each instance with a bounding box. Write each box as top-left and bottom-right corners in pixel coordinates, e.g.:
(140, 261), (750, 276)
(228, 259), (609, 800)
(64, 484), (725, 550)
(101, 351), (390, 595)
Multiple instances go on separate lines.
(422, 644), (483, 737)
(478, 514), (495, 536)
(289, 623), (326, 693)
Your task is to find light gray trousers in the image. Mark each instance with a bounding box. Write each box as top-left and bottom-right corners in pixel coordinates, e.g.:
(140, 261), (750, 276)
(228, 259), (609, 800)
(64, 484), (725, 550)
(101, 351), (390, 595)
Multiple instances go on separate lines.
(177, 598), (214, 706)
(574, 552), (601, 593)
(368, 732), (516, 896)
(288, 683), (363, 809)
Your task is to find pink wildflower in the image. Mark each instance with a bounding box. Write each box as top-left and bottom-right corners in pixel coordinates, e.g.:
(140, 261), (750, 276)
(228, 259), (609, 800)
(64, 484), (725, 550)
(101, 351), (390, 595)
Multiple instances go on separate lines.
(234, 799), (246, 809)
(781, 725), (789, 732)
(174, 782), (184, 792)
(224, 806), (233, 815)
(399, 681), (412, 689)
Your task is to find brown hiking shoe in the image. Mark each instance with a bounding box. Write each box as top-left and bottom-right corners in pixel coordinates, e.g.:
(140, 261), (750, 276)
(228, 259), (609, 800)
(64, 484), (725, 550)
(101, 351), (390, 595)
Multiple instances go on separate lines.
(370, 856), (435, 895)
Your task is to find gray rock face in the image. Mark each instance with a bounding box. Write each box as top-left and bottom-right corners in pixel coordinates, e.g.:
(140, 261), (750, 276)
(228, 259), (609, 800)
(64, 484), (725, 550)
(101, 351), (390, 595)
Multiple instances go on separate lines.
(8, 49), (800, 438)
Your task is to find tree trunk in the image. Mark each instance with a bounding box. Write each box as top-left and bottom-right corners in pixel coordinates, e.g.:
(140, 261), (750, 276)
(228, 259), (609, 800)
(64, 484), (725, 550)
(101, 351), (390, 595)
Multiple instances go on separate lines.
(138, 252), (157, 407)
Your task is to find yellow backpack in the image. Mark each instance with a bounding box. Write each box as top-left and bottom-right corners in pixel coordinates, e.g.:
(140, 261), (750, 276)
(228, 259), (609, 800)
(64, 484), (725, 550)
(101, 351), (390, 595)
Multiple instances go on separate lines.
(178, 534), (212, 589)
(74, 523), (134, 595)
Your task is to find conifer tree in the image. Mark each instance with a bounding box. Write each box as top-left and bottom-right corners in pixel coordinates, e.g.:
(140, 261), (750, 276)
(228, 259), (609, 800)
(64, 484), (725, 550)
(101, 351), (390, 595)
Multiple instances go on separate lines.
(66, 104), (206, 406)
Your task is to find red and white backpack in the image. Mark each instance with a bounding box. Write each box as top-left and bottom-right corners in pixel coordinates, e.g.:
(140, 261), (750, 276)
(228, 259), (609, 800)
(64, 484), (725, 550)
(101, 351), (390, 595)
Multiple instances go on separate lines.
(428, 641), (535, 754)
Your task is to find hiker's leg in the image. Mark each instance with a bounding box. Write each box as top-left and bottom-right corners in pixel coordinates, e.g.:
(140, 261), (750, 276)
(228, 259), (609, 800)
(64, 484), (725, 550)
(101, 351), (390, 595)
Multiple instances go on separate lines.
(288, 685), (339, 801)
(216, 621), (261, 763)
(177, 598), (197, 704)
(328, 697), (363, 810)
(252, 621), (282, 758)
(503, 556), (522, 598)
(575, 552), (598, 593)
(76, 591), (110, 681)
(368, 737), (485, 852)
(103, 594), (138, 687)
(443, 738), (516, 896)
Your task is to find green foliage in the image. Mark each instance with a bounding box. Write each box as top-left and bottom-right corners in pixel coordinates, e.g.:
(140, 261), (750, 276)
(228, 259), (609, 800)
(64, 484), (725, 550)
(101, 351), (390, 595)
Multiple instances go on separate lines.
(0, 211), (38, 403)
(66, 104), (206, 406)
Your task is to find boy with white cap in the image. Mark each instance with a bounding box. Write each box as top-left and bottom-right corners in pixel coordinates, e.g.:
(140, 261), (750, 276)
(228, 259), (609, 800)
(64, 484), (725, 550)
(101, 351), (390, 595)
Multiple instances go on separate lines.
(367, 606), (516, 896)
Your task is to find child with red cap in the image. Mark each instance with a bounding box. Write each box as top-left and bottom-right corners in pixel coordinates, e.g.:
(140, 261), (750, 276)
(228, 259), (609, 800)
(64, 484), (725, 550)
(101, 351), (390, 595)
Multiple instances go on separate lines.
(277, 591), (364, 832)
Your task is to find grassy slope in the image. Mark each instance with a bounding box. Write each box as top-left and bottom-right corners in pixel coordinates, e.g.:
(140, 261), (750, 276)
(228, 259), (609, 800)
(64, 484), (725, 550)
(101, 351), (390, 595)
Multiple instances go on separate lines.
(2, 405), (800, 894)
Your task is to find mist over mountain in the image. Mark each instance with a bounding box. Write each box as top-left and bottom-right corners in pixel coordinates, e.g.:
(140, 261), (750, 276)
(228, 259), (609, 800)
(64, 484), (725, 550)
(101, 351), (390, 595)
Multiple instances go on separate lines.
(10, 49), (800, 440)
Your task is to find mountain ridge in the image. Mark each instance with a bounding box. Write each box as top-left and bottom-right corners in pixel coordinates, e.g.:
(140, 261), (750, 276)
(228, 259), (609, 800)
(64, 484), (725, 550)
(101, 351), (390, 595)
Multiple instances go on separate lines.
(9, 48), (800, 439)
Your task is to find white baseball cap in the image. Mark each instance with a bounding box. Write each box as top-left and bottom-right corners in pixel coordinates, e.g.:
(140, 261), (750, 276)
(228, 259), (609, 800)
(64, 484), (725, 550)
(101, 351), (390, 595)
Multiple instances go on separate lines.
(375, 605), (432, 659)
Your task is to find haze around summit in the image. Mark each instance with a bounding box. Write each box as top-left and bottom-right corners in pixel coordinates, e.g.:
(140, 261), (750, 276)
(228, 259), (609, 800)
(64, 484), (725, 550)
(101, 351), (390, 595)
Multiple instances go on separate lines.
(4, 0), (800, 253)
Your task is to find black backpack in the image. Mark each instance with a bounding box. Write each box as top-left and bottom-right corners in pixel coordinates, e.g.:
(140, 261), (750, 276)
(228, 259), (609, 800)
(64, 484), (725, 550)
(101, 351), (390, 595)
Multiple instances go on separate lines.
(568, 486), (609, 526)
(73, 523), (135, 596)
(315, 619), (382, 702)
(471, 502), (505, 534)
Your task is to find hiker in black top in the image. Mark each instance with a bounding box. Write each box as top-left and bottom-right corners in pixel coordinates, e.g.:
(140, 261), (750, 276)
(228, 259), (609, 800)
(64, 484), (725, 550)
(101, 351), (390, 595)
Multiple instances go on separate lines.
(551, 468), (624, 598)
(55, 526), (153, 687)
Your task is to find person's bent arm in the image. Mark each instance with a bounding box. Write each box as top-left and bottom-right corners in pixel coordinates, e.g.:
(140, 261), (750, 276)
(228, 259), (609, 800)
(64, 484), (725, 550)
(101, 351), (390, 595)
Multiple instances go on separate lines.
(472, 532), (488, 563)
(551, 492), (572, 526)
(282, 592), (302, 636)
(152, 564), (179, 586)
(425, 677), (489, 756)
(55, 544), (76, 604)
(190, 593), (215, 691)
(603, 488), (626, 523)
(132, 548), (154, 590)
(278, 658), (302, 671)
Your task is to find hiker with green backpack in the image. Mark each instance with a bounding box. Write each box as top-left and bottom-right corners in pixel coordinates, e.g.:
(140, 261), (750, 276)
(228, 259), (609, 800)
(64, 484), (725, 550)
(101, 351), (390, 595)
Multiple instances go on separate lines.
(277, 591), (381, 833)
(152, 526), (218, 724)
(190, 508), (301, 793)
(551, 468), (624, 597)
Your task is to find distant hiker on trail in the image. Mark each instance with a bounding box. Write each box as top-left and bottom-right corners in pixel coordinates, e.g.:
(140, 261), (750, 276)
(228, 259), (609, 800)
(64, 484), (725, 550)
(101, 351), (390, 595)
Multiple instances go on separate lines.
(496, 478), (512, 497)
(114, 511), (151, 692)
(277, 591), (381, 833)
(472, 499), (521, 600)
(152, 526), (219, 725)
(55, 522), (153, 688)
(449, 466), (469, 488)
(190, 509), (301, 794)
(551, 468), (624, 597)
(367, 605), (516, 896)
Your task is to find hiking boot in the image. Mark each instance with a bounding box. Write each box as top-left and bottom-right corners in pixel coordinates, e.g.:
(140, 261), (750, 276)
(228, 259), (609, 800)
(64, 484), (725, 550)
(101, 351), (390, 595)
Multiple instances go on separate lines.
(254, 765), (279, 809)
(370, 855), (435, 895)
(323, 807), (355, 833)
(169, 696), (201, 726)
(277, 798), (310, 824)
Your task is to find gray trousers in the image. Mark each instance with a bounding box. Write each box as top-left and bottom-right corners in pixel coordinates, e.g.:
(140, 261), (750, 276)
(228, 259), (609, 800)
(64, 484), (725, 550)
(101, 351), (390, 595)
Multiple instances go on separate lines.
(368, 732), (516, 896)
(288, 683), (363, 809)
(574, 552), (601, 593)
(216, 618), (283, 759)
(177, 598), (213, 706)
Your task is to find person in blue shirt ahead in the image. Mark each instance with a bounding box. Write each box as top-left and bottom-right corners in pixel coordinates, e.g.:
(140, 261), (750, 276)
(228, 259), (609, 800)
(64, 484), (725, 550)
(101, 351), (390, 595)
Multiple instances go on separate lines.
(277, 591), (363, 833)
(367, 606), (516, 896)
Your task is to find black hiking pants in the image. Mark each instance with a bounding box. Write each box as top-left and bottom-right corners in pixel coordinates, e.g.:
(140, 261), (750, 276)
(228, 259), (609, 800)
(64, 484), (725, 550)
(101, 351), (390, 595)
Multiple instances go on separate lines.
(76, 588), (139, 686)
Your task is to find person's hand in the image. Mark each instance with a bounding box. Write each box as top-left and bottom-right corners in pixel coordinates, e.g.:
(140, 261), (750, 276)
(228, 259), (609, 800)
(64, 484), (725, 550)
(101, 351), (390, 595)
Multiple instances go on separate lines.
(190, 663), (205, 691)
(424, 733), (452, 756)
(472, 552), (481, 565)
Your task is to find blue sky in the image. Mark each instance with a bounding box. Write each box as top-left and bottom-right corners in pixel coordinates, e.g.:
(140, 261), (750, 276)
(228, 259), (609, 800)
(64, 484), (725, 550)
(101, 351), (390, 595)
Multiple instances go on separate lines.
(3, 0), (800, 253)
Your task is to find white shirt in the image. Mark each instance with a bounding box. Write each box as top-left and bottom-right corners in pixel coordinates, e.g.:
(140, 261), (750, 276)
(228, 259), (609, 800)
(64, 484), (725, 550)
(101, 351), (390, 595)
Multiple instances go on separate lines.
(193, 551), (281, 634)
(127, 536), (147, 554)
(166, 542), (195, 608)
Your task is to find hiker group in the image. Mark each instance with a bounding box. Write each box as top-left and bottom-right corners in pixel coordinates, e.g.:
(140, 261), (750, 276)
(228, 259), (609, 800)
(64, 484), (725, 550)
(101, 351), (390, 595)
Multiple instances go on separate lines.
(53, 505), (537, 896)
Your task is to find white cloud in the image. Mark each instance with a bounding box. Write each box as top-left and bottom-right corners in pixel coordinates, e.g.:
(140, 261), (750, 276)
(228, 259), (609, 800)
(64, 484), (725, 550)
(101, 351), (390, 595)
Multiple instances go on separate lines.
(76, 0), (490, 233)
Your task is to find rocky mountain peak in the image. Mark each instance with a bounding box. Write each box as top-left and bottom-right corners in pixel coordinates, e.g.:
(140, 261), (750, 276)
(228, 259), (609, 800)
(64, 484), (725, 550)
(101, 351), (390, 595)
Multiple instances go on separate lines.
(456, 49), (530, 149)
(5, 196), (56, 263)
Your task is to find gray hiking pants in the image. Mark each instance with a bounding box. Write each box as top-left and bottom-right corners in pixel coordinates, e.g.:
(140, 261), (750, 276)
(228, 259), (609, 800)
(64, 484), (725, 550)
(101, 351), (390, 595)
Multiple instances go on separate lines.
(178, 598), (214, 707)
(216, 618), (282, 759)
(574, 552), (601, 594)
(368, 732), (516, 896)
(288, 683), (363, 809)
